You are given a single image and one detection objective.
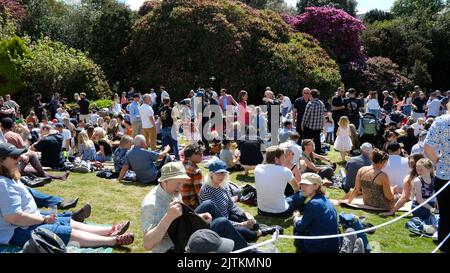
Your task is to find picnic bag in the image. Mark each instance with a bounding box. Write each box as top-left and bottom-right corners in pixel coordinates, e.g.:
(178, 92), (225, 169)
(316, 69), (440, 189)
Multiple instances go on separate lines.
(22, 228), (67, 253)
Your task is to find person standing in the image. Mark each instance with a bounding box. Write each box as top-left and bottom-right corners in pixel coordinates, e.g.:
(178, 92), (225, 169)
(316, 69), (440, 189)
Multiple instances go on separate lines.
(77, 92), (90, 123)
(262, 89), (280, 135)
(218, 89), (237, 113)
(412, 91), (427, 121)
(33, 93), (45, 122)
(331, 87), (346, 137)
(47, 93), (61, 120)
(382, 90), (394, 114)
(129, 94), (142, 137)
(301, 89), (326, 155)
(293, 88), (311, 143)
(424, 103), (450, 253)
(367, 91), (381, 119)
(344, 88), (363, 130)
(139, 94), (157, 150)
(277, 93), (292, 118)
(158, 97), (180, 160)
(426, 92), (441, 118)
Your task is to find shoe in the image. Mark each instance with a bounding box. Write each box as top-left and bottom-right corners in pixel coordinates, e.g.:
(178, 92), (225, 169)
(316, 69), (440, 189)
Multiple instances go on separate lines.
(108, 221), (130, 237)
(115, 233), (134, 246)
(339, 228), (357, 253)
(352, 238), (365, 253)
(260, 225), (284, 236)
(71, 203), (92, 222)
(58, 197), (79, 210)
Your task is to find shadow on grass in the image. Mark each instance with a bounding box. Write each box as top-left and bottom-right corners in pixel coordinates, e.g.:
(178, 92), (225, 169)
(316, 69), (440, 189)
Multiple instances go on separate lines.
(254, 214), (294, 229)
(119, 181), (154, 188)
(235, 174), (255, 183)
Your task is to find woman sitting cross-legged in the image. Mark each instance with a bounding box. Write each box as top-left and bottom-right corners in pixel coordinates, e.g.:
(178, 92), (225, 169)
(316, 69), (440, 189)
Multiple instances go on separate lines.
(348, 149), (400, 210)
(199, 160), (283, 243)
(293, 173), (340, 253)
(0, 143), (134, 248)
(300, 139), (335, 185)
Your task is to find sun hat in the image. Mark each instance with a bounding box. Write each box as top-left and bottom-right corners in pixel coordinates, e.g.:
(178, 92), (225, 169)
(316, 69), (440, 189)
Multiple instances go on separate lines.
(158, 162), (190, 183)
(300, 173), (323, 186)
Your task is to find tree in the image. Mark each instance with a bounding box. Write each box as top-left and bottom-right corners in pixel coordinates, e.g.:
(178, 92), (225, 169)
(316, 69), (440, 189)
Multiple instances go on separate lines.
(363, 9), (393, 24)
(0, 35), (29, 95)
(0, 0), (27, 23)
(126, 0), (341, 101)
(296, 0), (358, 17)
(285, 6), (365, 64)
(138, 0), (158, 16)
(392, 0), (445, 17)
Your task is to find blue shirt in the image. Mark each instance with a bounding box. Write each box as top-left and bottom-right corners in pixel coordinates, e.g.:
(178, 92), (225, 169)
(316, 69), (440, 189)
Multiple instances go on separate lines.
(114, 147), (129, 173)
(129, 101), (141, 123)
(0, 176), (41, 244)
(424, 114), (450, 180)
(294, 194), (340, 253)
(125, 146), (159, 184)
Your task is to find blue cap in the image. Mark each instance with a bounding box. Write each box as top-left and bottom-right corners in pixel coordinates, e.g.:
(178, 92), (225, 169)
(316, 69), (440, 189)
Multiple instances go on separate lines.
(208, 160), (229, 174)
(54, 123), (63, 128)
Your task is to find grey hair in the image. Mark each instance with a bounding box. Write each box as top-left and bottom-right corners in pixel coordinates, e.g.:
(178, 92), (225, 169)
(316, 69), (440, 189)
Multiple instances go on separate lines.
(133, 134), (147, 146)
(143, 93), (152, 102)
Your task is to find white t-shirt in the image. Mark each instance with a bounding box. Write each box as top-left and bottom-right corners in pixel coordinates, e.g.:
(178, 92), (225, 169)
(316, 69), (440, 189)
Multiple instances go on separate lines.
(280, 140), (302, 165)
(426, 98), (441, 117)
(367, 98), (380, 110)
(150, 92), (157, 106)
(282, 96), (292, 109)
(161, 90), (170, 104)
(382, 155), (409, 189)
(61, 129), (71, 149)
(255, 164), (294, 213)
(90, 114), (99, 125)
(139, 104), (155, 129)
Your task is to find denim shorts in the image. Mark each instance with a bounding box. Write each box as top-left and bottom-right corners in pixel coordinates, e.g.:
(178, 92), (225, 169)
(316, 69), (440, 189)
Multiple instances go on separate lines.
(9, 216), (72, 247)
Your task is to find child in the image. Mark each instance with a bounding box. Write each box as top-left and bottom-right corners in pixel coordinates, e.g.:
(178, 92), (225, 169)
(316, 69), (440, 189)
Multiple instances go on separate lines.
(334, 116), (352, 162)
(412, 158), (438, 226)
(219, 139), (243, 172)
(77, 131), (96, 161)
(324, 116), (334, 144)
(123, 119), (133, 136)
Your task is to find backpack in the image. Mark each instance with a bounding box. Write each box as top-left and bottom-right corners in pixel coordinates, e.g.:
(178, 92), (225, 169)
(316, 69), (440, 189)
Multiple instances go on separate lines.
(360, 113), (379, 136)
(20, 176), (52, 188)
(22, 228), (67, 253)
(339, 213), (371, 253)
(70, 160), (92, 173)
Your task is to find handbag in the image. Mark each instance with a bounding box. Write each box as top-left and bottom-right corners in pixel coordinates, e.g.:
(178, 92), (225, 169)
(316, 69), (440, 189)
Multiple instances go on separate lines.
(22, 228), (67, 253)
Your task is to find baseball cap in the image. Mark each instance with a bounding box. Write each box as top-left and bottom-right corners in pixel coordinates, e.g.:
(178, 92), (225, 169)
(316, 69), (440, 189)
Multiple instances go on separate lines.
(300, 173), (323, 186)
(158, 162), (190, 183)
(0, 143), (27, 158)
(185, 229), (234, 253)
(54, 123), (63, 128)
(208, 160), (229, 174)
(361, 143), (373, 153)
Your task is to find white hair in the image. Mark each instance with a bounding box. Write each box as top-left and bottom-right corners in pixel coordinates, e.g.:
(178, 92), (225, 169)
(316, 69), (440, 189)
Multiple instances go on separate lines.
(133, 134), (147, 146)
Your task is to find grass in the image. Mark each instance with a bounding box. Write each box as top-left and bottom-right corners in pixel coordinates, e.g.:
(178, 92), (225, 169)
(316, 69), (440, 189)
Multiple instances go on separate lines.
(37, 148), (438, 253)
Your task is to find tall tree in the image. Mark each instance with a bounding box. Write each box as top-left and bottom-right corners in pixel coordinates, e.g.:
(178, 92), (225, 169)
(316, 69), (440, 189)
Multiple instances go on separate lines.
(392, 0), (445, 17)
(296, 0), (357, 17)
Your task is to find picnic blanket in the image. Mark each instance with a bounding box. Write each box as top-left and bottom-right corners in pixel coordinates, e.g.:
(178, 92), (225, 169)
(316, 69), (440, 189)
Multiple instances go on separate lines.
(0, 244), (113, 253)
(331, 197), (412, 212)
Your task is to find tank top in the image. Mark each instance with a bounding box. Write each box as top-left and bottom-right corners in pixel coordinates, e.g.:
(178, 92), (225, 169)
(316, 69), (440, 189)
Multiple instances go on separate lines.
(418, 176), (435, 199)
(360, 170), (392, 210)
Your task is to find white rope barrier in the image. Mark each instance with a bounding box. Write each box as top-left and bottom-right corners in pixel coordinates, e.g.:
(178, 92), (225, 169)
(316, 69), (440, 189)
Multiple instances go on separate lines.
(432, 233), (450, 253)
(231, 181), (450, 253)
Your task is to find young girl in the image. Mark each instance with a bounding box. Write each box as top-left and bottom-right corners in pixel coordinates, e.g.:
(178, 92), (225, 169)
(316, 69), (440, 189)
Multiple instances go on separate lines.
(93, 127), (113, 162)
(334, 116), (353, 162)
(77, 131), (96, 161)
(324, 116), (334, 144)
(412, 158), (438, 225)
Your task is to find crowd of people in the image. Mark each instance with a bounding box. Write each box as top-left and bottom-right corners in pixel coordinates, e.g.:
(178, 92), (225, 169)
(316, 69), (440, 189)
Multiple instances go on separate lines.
(0, 83), (448, 253)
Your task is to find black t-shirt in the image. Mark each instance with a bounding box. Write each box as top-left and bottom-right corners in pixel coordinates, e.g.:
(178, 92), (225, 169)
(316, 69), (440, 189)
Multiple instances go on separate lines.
(343, 97), (362, 117)
(397, 135), (418, 155)
(158, 106), (174, 128)
(237, 139), (264, 166)
(412, 97), (427, 113)
(97, 139), (113, 156)
(331, 95), (346, 117)
(383, 96), (394, 112)
(77, 98), (90, 115)
(293, 97), (309, 126)
(33, 133), (64, 168)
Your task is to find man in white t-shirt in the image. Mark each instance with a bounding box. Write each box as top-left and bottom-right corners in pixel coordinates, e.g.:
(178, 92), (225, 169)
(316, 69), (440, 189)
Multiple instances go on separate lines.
(382, 142), (409, 192)
(54, 123), (71, 151)
(255, 146), (304, 217)
(150, 89), (157, 108)
(280, 133), (303, 166)
(277, 94), (292, 118)
(139, 94), (157, 150)
(160, 87), (170, 105)
(426, 92), (441, 118)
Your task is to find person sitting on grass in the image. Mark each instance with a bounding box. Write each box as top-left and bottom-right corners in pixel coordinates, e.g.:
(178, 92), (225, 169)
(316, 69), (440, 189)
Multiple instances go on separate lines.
(411, 158), (438, 225)
(117, 135), (171, 184)
(255, 146), (304, 217)
(236, 127), (264, 176)
(200, 160), (283, 243)
(181, 143), (205, 210)
(29, 124), (65, 170)
(113, 135), (133, 174)
(0, 143), (134, 248)
(300, 139), (334, 185)
(293, 173), (340, 253)
(380, 153), (424, 216)
(341, 143), (373, 193)
(93, 127), (113, 162)
(282, 146), (302, 197)
(141, 162), (249, 253)
(77, 131), (96, 161)
(348, 149), (399, 210)
(219, 139), (243, 172)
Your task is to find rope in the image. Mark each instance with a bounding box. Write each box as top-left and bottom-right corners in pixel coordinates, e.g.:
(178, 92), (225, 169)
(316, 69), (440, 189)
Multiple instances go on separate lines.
(432, 233), (450, 253)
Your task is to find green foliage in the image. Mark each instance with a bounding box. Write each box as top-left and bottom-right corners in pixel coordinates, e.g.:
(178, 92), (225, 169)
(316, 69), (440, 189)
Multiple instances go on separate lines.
(363, 9), (394, 24)
(0, 35), (29, 95)
(296, 0), (358, 17)
(92, 98), (113, 109)
(392, 0), (446, 17)
(19, 37), (110, 101)
(126, 0), (341, 101)
(0, 12), (16, 39)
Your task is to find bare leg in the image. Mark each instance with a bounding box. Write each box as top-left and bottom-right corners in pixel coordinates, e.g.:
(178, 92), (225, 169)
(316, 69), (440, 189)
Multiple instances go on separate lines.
(70, 220), (112, 236)
(69, 229), (116, 247)
(339, 151), (346, 161)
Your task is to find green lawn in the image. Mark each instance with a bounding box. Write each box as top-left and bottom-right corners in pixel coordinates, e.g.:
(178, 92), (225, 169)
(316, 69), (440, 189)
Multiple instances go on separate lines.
(38, 149), (438, 253)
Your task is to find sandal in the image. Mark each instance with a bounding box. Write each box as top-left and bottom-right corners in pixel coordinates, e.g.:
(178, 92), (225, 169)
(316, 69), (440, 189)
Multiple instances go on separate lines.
(115, 233), (134, 246)
(108, 221), (130, 237)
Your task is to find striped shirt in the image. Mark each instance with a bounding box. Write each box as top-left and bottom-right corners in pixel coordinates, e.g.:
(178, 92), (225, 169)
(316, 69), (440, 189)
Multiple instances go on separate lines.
(302, 98), (326, 130)
(199, 184), (244, 225)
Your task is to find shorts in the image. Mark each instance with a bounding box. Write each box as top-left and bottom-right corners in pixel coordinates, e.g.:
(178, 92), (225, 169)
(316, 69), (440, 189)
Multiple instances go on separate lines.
(9, 216), (72, 247)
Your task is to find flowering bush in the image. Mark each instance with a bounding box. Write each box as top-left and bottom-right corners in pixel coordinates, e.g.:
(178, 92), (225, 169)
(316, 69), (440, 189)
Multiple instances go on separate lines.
(283, 6), (365, 64)
(0, 0), (26, 22)
(126, 0), (341, 100)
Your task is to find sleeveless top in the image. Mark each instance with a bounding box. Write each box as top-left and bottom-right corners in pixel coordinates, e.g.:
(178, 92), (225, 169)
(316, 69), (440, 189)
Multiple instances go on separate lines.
(418, 176), (435, 199)
(360, 170), (392, 210)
